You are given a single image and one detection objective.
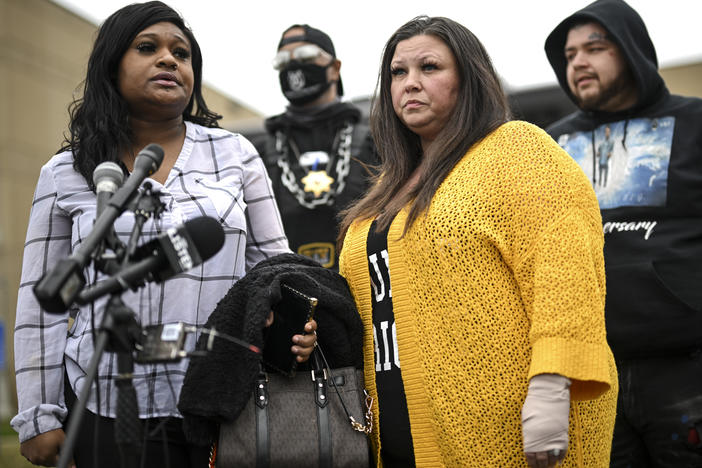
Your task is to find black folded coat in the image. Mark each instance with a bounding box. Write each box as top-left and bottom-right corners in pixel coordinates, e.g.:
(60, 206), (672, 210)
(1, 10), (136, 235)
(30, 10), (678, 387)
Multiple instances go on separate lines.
(178, 253), (363, 445)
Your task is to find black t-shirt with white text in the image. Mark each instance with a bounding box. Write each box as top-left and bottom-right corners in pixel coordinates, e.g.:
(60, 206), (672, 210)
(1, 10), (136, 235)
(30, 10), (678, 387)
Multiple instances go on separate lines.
(367, 220), (415, 467)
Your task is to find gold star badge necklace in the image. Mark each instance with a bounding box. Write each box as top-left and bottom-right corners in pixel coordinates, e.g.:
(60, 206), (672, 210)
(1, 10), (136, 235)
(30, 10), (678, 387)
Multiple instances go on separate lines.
(276, 122), (353, 209)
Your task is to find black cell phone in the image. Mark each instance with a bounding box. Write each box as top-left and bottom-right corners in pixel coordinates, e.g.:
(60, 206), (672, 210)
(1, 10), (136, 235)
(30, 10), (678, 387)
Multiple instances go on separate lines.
(263, 284), (317, 376)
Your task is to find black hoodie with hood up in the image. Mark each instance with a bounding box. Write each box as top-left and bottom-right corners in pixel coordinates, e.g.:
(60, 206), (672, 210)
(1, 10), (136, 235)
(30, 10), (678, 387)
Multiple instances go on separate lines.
(545, 0), (702, 359)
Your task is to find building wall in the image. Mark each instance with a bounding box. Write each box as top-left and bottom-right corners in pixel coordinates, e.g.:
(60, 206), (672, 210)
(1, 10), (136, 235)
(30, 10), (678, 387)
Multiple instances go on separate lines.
(0, 0), (262, 417)
(660, 61), (702, 99)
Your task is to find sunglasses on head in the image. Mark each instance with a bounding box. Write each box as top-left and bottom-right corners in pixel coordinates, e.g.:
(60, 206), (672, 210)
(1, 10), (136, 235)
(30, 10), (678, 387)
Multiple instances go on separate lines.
(272, 44), (330, 70)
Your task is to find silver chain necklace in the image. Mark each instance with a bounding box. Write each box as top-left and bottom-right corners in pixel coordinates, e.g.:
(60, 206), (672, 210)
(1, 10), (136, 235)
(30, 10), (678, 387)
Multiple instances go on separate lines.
(275, 122), (353, 209)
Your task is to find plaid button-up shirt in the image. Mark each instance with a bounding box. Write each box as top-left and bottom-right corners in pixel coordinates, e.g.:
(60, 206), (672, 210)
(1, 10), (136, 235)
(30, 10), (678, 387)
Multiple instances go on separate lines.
(12, 122), (289, 442)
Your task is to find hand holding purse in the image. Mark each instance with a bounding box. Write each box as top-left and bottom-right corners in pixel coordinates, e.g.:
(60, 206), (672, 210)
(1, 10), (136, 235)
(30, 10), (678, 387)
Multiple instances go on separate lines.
(212, 285), (373, 468)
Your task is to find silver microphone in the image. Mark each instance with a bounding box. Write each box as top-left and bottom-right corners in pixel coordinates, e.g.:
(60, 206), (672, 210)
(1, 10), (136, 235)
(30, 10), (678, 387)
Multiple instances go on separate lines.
(92, 162), (124, 219)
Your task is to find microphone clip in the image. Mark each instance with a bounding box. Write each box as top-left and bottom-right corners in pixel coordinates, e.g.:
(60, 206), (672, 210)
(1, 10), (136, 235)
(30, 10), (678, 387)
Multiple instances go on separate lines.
(132, 182), (166, 222)
(93, 181), (166, 276)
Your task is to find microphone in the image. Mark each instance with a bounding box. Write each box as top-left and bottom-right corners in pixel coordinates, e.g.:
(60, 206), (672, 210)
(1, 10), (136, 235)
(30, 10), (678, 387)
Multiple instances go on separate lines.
(33, 144), (165, 313)
(77, 216), (225, 304)
(92, 162), (125, 270)
(93, 162), (124, 219)
(77, 143), (164, 266)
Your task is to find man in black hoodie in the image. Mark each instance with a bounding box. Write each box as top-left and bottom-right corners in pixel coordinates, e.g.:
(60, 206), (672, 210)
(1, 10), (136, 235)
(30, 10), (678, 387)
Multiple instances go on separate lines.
(252, 24), (377, 271)
(544, 0), (702, 465)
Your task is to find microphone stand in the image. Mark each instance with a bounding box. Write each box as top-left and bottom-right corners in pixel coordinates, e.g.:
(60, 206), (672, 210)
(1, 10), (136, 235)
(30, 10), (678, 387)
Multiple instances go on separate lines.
(57, 187), (164, 468)
(110, 296), (144, 467)
(57, 294), (142, 468)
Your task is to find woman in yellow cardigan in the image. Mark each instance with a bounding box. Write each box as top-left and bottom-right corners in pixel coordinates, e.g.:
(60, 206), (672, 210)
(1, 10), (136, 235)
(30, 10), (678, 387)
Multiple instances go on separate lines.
(337, 16), (617, 468)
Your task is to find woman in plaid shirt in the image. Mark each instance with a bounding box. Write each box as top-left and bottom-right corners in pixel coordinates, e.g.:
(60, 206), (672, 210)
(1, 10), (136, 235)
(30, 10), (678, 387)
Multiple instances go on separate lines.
(12, 2), (316, 467)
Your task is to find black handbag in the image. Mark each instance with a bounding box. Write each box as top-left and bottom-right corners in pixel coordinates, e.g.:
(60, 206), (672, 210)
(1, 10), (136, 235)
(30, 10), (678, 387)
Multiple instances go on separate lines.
(211, 287), (373, 468)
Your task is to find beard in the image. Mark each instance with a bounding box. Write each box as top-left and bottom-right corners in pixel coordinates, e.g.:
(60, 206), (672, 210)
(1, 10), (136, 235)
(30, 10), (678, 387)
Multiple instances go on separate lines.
(576, 71), (636, 112)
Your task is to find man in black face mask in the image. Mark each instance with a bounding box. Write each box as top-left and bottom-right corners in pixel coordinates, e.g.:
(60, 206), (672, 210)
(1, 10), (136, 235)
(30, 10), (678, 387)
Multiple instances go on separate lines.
(253, 24), (377, 271)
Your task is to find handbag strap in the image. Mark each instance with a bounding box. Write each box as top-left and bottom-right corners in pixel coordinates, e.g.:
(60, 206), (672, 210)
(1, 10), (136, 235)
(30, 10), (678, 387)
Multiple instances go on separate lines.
(314, 344), (373, 435)
(254, 365), (271, 468)
(208, 441), (217, 468)
(312, 353), (333, 468)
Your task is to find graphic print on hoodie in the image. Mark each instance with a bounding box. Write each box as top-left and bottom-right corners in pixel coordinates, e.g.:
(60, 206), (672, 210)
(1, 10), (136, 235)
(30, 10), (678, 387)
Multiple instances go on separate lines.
(555, 117), (674, 209)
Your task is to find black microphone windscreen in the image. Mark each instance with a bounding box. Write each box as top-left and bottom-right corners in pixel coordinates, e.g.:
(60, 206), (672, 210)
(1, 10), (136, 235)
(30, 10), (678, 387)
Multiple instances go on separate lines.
(134, 143), (165, 176)
(74, 216), (225, 304)
(183, 216), (225, 262)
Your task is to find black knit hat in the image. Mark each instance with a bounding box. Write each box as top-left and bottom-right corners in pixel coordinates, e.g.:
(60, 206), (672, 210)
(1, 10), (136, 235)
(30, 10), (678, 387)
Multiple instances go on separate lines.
(278, 24), (344, 96)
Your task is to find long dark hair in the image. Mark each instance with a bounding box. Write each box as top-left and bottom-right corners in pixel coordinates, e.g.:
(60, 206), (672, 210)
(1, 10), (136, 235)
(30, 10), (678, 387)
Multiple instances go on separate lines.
(59, 1), (221, 189)
(338, 16), (510, 242)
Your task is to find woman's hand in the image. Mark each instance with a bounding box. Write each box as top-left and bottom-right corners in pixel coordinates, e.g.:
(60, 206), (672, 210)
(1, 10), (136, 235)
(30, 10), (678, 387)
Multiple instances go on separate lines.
(524, 449), (566, 468)
(20, 428), (76, 467)
(292, 319), (317, 362)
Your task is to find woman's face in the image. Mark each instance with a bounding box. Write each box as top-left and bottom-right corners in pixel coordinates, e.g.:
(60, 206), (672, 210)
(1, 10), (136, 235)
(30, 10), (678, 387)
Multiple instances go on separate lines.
(117, 21), (194, 120)
(390, 34), (459, 147)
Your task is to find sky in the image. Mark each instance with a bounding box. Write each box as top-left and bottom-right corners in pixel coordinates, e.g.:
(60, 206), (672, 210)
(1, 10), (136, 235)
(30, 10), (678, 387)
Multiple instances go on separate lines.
(51, 0), (702, 117)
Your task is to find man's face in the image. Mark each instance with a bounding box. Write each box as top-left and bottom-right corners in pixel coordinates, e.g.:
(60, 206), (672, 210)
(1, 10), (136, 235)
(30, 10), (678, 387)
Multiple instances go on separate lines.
(564, 22), (637, 112)
(273, 27), (341, 106)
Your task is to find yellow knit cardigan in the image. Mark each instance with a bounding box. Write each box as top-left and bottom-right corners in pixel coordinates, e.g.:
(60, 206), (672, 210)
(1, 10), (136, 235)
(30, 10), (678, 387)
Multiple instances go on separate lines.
(339, 121), (617, 467)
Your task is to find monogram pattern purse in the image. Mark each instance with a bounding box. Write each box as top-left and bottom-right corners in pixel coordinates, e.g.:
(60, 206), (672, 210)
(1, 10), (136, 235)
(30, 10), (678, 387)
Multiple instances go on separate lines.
(211, 286), (372, 468)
